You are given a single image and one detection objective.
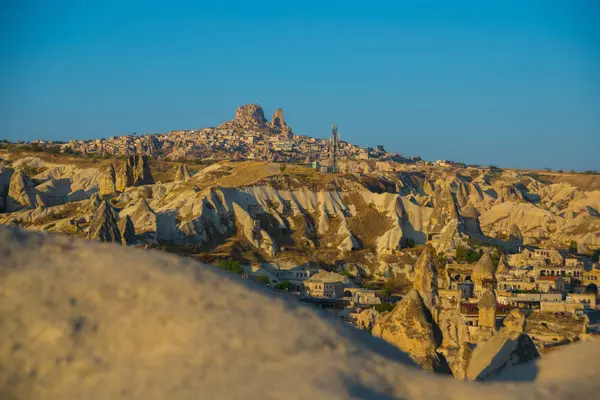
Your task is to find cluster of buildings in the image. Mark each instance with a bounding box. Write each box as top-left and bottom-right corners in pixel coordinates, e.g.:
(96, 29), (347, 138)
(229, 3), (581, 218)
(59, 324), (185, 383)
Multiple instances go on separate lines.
(241, 243), (599, 326)
(242, 263), (381, 307)
(57, 104), (415, 165)
(59, 127), (407, 165)
(443, 247), (599, 329)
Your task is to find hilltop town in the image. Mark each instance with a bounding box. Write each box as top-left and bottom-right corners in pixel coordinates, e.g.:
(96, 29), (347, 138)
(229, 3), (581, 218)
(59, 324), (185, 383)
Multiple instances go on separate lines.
(42, 104), (418, 165)
(1, 104), (599, 385)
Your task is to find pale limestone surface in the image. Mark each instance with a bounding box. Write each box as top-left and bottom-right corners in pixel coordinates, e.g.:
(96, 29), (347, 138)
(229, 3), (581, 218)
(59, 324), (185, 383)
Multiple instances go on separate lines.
(1, 227), (600, 399)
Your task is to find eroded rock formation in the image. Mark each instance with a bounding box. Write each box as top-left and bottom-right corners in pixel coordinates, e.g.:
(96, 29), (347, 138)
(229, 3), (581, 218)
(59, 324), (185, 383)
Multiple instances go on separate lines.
(87, 200), (121, 243)
(118, 215), (136, 245)
(174, 163), (192, 181)
(6, 170), (36, 212)
(219, 104), (268, 130)
(116, 155), (154, 192)
(269, 108), (292, 136)
(413, 246), (439, 313)
(372, 289), (451, 374)
(466, 328), (539, 381)
(99, 164), (117, 196)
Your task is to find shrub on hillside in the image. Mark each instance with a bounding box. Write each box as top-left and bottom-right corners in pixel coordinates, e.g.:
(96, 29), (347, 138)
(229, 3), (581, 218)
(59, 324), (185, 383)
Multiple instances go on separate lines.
(455, 245), (480, 263)
(217, 259), (244, 275)
(274, 282), (290, 291)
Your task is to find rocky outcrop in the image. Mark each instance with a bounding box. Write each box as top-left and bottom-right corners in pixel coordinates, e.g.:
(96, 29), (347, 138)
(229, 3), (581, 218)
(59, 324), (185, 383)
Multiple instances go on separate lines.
(439, 309), (470, 350)
(120, 199), (157, 234)
(524, 311), (587, 343)
(460, 203), (483, 236)
(87, 200), (121, 243)
(466, 328), (539, 381)
(503, 309), (526, 333)
(269, 108), (292, 136)
(219, 104), (267, 130)
(413, 247), (439, 312)
(372, 289), (451, 374)
(0, 165), (14, 212)
(451, 343), (473, 380)
(341, 263), (370, 279)
(496, 254), (510, 275)
(430, 219), (470, 254)
(508, 223), (523, 242)
(233, 202), (278, 257)
(99, 164), (117, 196)
(34, 193), (46, 209)
(133, 155), (154, 186)
(6, 170), (36, 212)
(116, 155), (154, 192)
(473, 251), (496, 286)
(174, 163), (192, 181)
(118, 215), (136, 245)
(79, 193), (102, 215)
(428, 187), (460, 232)
(337, 219), (361, 252)
(349, 308), (379, 330)
(116, 158), (134, 191)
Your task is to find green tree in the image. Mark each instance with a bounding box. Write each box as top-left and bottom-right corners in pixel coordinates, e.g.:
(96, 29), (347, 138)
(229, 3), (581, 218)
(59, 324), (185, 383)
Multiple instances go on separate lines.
(374, 303), (395, 313)
(490, 246), (505, 268)
(30, 143), (43, 152)
(274, 282), (290, 291)
(44, 146), (60, 154)
(433, 250), (448, 270)
(455, 245), (480, 263)
(217, 259), (244, 275)
(592, 249), (600, 263)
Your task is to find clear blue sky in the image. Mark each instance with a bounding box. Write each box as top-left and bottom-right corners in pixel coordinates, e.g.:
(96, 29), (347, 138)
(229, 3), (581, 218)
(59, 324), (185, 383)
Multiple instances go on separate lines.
(1, 1), (599, 171)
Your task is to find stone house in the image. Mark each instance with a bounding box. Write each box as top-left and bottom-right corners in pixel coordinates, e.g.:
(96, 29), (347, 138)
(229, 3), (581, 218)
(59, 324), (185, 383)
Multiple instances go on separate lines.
(343, 288), (382, 305)
(304, 270), (348, 299)
(536, 275), (566, 293)
(497, 293), (562, 310)
(583, 267), (600, 294)
(450, 281), (474, 299)
(541, 293), (596, 313)
(497, 276), (537, 292)
(535, 265), (584, 286)
(272, 267), (316, 292)
(304, 280), (344, 299)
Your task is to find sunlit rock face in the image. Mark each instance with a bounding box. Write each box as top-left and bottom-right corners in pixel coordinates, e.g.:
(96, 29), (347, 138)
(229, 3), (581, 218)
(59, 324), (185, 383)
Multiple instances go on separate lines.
(372, 289), (452, 374)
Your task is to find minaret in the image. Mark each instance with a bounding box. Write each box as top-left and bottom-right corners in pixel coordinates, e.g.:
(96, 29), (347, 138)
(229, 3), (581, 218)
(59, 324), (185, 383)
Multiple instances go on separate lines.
(331, 124), (338, 170)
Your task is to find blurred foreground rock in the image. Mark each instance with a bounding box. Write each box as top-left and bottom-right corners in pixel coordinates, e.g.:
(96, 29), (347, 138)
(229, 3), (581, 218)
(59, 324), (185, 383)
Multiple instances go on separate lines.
(1, 226), (599, 400)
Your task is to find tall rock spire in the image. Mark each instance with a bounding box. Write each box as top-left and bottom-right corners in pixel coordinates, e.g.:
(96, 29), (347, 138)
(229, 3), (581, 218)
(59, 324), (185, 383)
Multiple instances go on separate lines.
(87, 200), (121, 243)
(413, 246), (439, 313)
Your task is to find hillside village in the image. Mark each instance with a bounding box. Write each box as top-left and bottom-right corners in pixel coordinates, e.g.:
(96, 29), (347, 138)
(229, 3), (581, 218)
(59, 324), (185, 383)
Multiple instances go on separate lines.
(1, 105), (600, 381)
(51, 104), (417, 165)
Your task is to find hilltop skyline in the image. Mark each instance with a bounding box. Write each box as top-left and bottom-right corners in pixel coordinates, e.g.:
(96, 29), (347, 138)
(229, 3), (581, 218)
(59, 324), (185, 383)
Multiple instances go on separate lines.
(1, 1), (599, 171)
